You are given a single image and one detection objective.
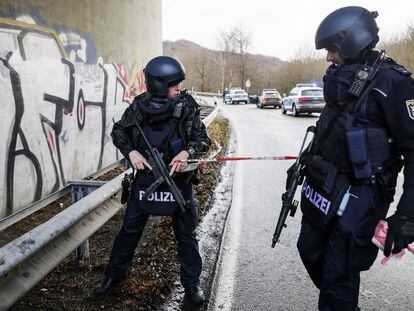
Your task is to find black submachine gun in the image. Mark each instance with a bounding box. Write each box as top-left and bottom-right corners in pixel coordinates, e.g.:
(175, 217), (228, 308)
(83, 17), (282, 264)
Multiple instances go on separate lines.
(135, 121), (191, 213)
(271, 125), (316, 247)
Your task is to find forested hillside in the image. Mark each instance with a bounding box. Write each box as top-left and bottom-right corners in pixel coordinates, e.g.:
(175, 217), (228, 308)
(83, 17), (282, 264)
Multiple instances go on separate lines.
(164, 26), (414, 95)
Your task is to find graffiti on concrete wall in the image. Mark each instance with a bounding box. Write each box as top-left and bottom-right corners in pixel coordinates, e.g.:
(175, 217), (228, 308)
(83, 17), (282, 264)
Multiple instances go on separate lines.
(129, 51), (147, 97)
(0, 17), (146, 218)
(0, 11), (98, 64)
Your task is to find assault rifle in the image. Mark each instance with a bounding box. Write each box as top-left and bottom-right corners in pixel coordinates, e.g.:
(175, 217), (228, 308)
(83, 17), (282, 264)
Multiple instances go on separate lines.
(134, 121), (191, 213)
(272, 125), (316, 247)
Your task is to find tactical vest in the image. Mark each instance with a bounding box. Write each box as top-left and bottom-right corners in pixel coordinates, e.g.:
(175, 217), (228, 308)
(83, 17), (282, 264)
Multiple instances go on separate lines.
(309, 60), (399, 182)
(138, 119), (181, 160)
(130, 95), (184, 156)
(132, 97), (185, 185)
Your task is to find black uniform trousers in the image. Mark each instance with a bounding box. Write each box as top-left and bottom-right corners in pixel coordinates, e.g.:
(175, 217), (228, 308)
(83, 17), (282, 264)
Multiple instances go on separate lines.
(297, 184), (389, 311)
(105, 186), (202, 289)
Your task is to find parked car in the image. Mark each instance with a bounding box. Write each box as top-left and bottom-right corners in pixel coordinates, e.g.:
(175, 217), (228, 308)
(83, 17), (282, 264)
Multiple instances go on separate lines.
(257, 89), (282, 109)
(294, 83), (315, 88)
(224, 89), (249, 104)
(262, 88), (278, 93)
(282, 85), (325, 116)
(248, 94), (259, 104)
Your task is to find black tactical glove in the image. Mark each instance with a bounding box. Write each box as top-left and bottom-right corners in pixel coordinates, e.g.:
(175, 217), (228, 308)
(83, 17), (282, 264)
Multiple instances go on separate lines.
(286, 151), (311, 191)
(384, 213), (414, 257)
(299, 149), (312, 166)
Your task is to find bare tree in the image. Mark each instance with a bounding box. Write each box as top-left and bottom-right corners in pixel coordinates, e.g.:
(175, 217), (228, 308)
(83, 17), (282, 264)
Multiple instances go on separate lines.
(212, 32), (228, 92)
(215, 31), (235, 91)
(215, 26), (252, 90)
(226, 25), (252, 88)
(380, 25), (414, 71)
(190, 48), (208, 92)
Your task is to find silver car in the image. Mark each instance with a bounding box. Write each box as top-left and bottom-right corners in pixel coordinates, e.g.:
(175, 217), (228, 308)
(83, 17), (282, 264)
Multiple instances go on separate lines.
(282, 86), (325, 117)
(224, 89), (249, 104)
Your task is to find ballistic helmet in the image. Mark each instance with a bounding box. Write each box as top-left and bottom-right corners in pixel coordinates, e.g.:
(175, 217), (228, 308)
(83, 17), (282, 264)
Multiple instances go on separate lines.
(315, 6), (379, 60)
(144, 56), (185, 96)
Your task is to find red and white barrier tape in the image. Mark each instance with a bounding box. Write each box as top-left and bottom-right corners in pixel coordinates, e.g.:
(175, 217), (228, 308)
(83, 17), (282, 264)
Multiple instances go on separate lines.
(179, 141), (296, 172)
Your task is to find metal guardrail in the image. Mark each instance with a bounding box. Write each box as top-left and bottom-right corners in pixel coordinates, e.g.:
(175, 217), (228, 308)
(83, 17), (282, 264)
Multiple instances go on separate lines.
(0, 105), (217, 233)
(0, 186), (72, 232)
(203, 105), (219, 127)
(87, 158), (125, 179)
(0, 107), (219, 310)
(191, 91), (221, 97)
(0, 159), (125, 232)
(0, 173), (125, 310)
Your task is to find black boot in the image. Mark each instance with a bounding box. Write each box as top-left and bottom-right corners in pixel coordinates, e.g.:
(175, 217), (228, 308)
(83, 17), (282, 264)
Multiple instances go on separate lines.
(185, 286), (206, 305)
(94, 277), (123, 295)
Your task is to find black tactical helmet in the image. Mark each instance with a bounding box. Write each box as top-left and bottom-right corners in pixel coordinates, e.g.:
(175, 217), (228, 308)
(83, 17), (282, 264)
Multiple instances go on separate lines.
(144, 56), (185, 96)
(315, 6), (379, 60)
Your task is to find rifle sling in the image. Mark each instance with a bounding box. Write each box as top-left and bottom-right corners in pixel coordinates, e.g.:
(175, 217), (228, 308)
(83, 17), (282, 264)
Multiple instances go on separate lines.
(143, 176), (164, 200)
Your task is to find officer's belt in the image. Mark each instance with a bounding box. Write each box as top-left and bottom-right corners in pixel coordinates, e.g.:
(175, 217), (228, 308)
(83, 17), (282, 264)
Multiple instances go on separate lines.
(350, 175), (377, 186)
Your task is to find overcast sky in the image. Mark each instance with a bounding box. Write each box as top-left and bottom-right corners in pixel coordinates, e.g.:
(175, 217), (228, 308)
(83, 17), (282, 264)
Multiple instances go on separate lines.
(162, 0), (414, 61)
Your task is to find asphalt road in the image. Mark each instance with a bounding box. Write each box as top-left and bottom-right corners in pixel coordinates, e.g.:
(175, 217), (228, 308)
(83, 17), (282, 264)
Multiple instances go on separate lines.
(206, 100), (414, 311)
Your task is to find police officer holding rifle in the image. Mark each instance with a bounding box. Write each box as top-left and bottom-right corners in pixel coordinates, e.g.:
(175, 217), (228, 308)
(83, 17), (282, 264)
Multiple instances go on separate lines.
(273, 6), (414, 310)
(95, 56), (211, 305)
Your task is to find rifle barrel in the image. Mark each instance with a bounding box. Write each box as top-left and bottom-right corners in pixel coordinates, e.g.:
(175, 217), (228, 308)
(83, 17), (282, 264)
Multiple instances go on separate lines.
(272, 200), (290, 247)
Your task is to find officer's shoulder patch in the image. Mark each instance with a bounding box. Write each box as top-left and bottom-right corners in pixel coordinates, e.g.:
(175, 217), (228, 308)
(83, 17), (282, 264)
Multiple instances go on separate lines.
(406, 99), (414, 120)
(392, 65), (412, 76)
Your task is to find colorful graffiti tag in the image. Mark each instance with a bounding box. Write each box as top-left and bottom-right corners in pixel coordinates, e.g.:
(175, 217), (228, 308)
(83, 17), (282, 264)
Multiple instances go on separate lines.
(0, 17), (145, 218)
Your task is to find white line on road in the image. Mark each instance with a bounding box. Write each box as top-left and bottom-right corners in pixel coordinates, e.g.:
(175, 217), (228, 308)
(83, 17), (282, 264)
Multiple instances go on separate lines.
(207, 110), (244, 311)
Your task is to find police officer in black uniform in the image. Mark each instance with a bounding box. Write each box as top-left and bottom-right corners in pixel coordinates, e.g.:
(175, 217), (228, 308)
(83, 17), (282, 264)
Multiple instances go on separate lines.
(94, 56), (211, 305)
(297, 6), (414, 310)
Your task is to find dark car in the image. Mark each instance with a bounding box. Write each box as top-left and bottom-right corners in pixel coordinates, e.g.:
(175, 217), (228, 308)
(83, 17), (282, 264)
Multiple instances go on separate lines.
(248, 94), (259, 104)
(257, 89), (282, 109)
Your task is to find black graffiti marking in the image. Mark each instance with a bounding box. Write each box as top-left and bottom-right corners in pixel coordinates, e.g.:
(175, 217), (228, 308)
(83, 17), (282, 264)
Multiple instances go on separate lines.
(76, 63), (109, 170)
(1, 56), (120, 215)
(77, 90), (86, 130)
(42, 58), (76, 187)
(16, 128), (43, 201)
(1, 57), (43, 216)
(39, 114), (61, 194)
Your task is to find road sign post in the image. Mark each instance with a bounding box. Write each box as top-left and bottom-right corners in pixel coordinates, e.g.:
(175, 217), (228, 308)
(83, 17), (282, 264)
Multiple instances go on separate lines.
(245, 79), (251, 94)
